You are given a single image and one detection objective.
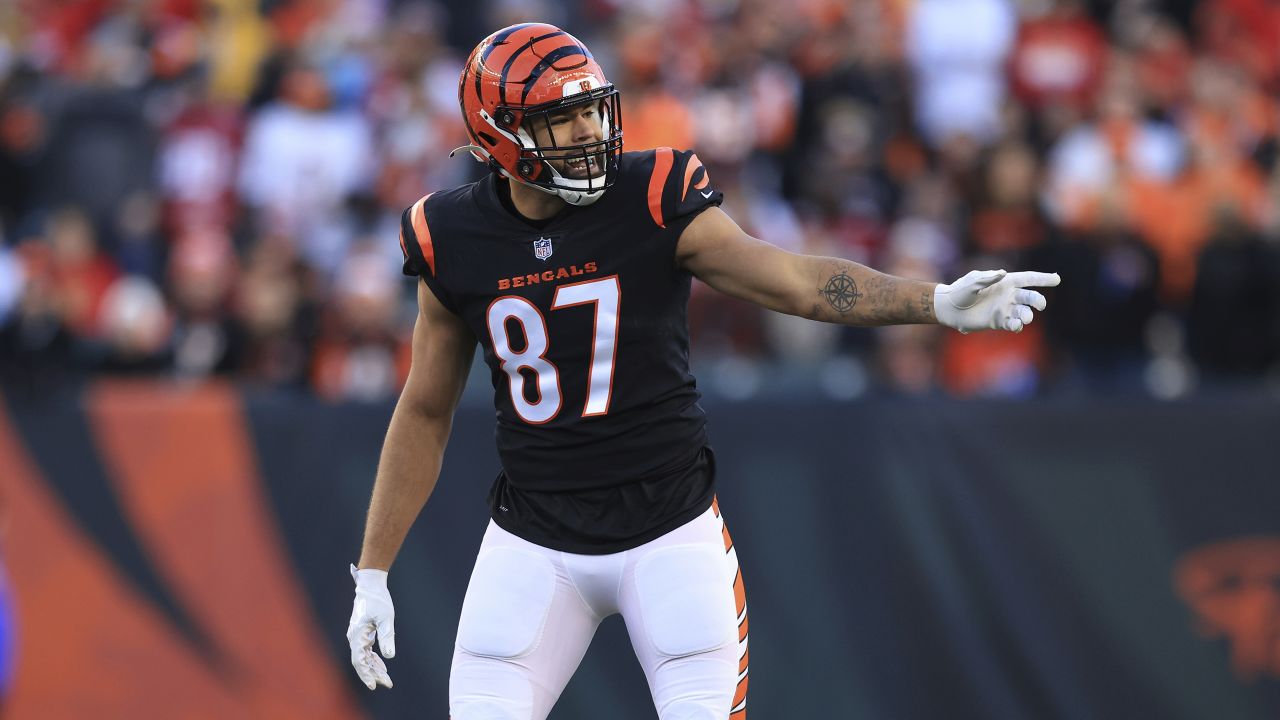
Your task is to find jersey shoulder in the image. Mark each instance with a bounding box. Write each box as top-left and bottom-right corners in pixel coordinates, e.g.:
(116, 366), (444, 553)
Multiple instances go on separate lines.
(398, 181), (483, 279)
(616, 148), (723, 229)
(397, 181), (489, 316)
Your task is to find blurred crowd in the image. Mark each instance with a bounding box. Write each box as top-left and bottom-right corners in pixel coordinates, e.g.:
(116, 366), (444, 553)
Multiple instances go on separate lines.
(2, 0), (1280, 401)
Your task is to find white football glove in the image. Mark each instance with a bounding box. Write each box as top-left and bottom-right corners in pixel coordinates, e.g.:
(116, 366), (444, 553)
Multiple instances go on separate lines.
(934, 269), (1061, 334)
(347, 564), (395, 690)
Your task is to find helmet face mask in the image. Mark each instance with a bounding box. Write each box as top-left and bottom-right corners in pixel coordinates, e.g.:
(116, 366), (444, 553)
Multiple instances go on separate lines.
(509, 87), (622, 198)
(460, 24), (625, 206)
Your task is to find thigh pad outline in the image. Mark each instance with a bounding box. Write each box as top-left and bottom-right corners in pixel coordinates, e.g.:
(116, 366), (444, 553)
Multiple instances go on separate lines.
(457, 547), (557, 659)
(634, 544), (738, 658)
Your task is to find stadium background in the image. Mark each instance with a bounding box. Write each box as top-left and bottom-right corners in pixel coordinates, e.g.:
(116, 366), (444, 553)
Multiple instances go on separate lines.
(1, 0), (1279, 718)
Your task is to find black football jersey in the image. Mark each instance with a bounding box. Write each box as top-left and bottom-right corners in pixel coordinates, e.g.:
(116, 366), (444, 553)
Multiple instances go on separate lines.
(399, 148), (723, 553)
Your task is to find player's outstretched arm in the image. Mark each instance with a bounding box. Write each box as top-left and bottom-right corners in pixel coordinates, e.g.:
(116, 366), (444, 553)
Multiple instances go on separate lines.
(676, 207), (1059, 331)
(347, 280), (476, 690)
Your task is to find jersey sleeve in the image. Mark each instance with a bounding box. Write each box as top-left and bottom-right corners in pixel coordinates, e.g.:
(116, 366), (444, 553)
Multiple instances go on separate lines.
(644, 148), (724, 229)
(398, 193), (459, 314)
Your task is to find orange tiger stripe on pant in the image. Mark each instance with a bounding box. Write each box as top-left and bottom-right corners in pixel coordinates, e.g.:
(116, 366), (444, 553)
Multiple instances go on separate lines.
(718, 497), (748, 719)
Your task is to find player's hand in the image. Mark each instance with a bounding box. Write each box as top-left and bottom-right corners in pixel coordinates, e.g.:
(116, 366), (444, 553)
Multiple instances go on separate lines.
(347, 564), (395, 690)
(934, 270), (1061, 334)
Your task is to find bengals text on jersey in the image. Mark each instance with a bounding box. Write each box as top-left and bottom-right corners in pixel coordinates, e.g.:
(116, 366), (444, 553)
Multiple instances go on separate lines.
(399, 147), (723, 553)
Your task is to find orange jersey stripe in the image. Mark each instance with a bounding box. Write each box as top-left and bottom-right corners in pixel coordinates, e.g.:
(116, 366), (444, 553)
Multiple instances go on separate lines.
(733, 568), (746, 613)
(733, 673), (750, 707)
(712, 496), (721, 517)
(648, 147), (674, 228)
(738, 612), (749, 642)
(738, 646), (750, 674)
(680, 154), (704, 202)
(411, 194), (436, 274)
(722, 524), (734, 553)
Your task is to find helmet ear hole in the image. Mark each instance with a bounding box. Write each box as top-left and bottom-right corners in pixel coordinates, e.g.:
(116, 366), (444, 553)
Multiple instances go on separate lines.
(478, 131), (499, 146)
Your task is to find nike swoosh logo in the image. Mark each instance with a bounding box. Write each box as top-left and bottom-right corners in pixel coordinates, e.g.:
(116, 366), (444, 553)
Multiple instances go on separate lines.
(700, 190), (714, 199)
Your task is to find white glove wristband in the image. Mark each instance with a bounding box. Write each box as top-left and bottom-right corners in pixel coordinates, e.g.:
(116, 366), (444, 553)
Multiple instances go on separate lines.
(351, 564), (389, 591)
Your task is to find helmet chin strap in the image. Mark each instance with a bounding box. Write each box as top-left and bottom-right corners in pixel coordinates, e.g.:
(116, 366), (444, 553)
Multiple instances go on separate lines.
(509, 168), (606, 207)
(449, 144), (608, 207)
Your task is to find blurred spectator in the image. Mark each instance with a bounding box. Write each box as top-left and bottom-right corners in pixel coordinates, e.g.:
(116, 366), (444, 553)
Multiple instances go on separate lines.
(36, 22), (157, 244)
(94, 275), (172, 375)
(113, 191), (166, 282)
(310, 238), (406, 402)
(0, 242), (78, 390)
(1195, 0), (1280, 88)
(235, 235), (313, 388)
(237, 59), (374, 274)
(44, 207), (119, 337)
(0, 91), (44, 235)
(970, 142), (1048, 256)
(1030, 203), (1161, 393)
(169, 227), (244, 379)
(157, 97), (243, 237)
(1127, 61), (1269, 305)
(1186, 214), (1280, 379)
(0, 0), (1277, 399)
(1009, 0), (1107, 135)
(0, 246), (22, 327)
(939, 322), (1047, 398)
(1133, 12), (1193, 115)
(1043, 60), (1184, 228)
(907, 0), (1017, 148)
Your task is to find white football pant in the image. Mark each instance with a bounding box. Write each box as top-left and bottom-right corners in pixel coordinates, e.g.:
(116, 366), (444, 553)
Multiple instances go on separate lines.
(449, 500), (749, 719)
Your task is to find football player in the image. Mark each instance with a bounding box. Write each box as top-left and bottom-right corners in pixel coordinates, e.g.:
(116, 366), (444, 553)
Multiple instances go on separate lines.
(347, 22), (1060, 720)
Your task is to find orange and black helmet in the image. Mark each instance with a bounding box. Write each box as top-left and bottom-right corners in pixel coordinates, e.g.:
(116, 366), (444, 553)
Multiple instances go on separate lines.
(457, 23), (623, 206)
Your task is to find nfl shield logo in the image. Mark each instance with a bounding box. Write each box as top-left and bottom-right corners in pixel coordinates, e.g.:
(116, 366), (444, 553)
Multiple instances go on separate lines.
(533, 237), (554, 261)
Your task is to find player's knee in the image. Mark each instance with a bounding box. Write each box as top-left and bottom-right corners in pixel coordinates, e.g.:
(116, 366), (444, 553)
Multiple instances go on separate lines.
(457, 547), (556, 658)
(635, 546), (738, 657)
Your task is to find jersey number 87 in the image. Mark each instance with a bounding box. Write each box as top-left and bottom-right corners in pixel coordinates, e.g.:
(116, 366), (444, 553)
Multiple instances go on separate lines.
(485, 276), (620, 424)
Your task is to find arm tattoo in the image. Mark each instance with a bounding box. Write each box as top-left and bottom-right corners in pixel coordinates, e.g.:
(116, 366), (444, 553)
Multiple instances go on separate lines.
(819, 271), (862, 314)
(920, 291), (935, 321)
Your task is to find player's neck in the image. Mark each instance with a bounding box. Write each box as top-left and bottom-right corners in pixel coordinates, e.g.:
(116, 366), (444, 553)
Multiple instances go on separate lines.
(506, 177), (567, 222)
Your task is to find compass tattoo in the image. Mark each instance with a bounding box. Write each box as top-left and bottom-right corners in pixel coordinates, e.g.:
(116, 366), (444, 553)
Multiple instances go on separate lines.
(820, 271), (862, 313)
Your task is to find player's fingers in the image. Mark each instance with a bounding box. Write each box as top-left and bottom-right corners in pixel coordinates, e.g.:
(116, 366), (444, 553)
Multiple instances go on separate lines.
(1014, 289), (1046, 311)
(1015, 304), (1034, 325)
(1004, 315), (1024, 333)
(1004, 271), (1060, 288)
(377, 617), (396, 659)
(351, 645), (377, 690)
(369, 653), (393, 688)
(349, 622), (376, 684)
(355, 662), (377, 690)
(348, 620), (372, 654)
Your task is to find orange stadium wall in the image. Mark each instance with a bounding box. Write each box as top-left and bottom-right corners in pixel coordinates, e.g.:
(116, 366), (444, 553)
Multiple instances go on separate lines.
(0, 381), (1277, 720)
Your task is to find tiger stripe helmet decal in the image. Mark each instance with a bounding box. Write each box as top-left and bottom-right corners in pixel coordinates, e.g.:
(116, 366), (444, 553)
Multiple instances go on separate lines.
(458, 23), (624, 206)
